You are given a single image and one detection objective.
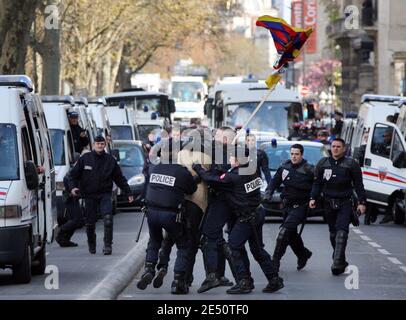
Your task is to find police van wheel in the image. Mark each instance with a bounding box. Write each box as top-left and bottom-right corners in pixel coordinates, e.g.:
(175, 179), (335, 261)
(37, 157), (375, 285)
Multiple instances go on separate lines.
(392, 199), (405, 225)
(31, 244), (46, 275)
(12, 244), (32, 284)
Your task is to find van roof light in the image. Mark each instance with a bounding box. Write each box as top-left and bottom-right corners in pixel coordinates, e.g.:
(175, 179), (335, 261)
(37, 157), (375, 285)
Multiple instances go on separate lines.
(75, 97), (88, 106)
(88, 97), (107, 106)
(362, 94), (401, 104)
(398, 98), (406, 107)
(0, 75), (34, 92)
(41, 95), (75, 106)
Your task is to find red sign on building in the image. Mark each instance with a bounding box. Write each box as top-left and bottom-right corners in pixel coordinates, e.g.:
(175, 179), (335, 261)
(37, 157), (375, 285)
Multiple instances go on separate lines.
(291, 0), (317, 54)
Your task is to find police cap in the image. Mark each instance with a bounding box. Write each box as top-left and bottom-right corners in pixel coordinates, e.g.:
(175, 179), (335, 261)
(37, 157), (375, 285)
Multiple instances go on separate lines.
(94, 135), (106, 143)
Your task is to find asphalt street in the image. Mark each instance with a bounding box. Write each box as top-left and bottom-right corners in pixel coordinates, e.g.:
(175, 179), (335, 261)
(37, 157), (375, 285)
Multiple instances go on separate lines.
(120, 215), (406, 300)
(0, 210), (146, 300)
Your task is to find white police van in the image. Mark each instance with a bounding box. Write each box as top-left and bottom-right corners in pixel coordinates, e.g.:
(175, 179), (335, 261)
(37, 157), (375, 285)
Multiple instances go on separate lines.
(351, 95), (406, 225)
(42, 96), (76, 224)
(0, 76), (55, 283)
(106, 106), (139, 142)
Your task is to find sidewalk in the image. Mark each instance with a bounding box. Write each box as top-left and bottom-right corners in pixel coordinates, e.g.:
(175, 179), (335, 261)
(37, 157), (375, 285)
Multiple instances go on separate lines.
(0, 210), (148, 300)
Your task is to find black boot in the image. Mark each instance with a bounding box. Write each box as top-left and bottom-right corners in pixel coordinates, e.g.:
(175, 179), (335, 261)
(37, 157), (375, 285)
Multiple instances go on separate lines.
(171, 273), (189, 295)
(137, 262), (156, 290)
(226, 278), (253, 294)
(86, 224), (96, 254)
(197, 272), (221, 293)
(330, 232), (336, 259)
(272, 228), (292, 272)
(263, 275), (284, 293)
(56, 230), (77, 247)
(289, 232), (312, 270)
(153, 266), (168, 288)
(331, 230), (349, 275)
(103, 215), (113, 255)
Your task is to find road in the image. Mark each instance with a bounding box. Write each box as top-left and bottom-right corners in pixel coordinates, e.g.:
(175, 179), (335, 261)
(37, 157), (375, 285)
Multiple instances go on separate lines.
(0, 210), (146, 300)
(119, 215), (406, 300)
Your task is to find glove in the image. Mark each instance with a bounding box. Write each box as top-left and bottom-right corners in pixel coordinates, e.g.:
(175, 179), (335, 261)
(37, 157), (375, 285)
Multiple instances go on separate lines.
(192, 163), (202, 173)
(261, 193), (272, 205)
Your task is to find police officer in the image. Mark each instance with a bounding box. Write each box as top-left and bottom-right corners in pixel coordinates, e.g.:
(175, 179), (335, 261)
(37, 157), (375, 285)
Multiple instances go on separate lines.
(246, 134), (271, 184)
(309, 138), (366, 275)
(137, 139), (197, 294)
(197, 127), (237, 293)
(193, 147), (284, 294)
(69, 136), (134, 255)
(68, 111), (89, 154)
(56, 165), (83, 247)
(263, 144), (313, 273)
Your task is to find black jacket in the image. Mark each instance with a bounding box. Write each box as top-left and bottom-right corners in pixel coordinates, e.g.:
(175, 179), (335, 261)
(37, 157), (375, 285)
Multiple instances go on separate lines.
(195, 165), (262, 213)
(69, 150), (131, 197)
(310, 156), (366, 202)
(255, 148), (271, 184)
(266, 159), (314, 204)
(70, 124), (89, 154)
(146, 163), (197, 211)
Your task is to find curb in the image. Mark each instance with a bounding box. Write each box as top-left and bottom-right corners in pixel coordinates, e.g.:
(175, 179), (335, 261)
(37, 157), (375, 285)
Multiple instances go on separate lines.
(82, 233), (148, 300)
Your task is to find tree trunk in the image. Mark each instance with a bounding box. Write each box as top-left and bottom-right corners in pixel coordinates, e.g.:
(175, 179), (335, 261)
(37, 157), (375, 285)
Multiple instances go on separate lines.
(39, 0), (61, 95)
(115, 58), (132, 93)
(0, 0), (40, 74)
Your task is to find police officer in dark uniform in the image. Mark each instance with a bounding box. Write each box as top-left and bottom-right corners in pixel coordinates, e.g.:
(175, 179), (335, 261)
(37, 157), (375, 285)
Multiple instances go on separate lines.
(263, 144), (313, 273)
(56, 161), (84, 247)
(309, 138), (366, 275)
(197, 127), (237, 293)
(137, 139), (197, 294)
(69, 136), (134, 255)
(193, 147), (284, 294)
(246, 134), (271, 184)
(68, 111), (89, 154)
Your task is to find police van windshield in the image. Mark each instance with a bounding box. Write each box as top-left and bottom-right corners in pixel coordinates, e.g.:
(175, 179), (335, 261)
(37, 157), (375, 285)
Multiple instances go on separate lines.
(107, 97), (161, 113)
(0, 124), (19, 180)
(111, 126), (133, 141)
(262, 144), (326, 171)
(117, 145), (145, 167)
(227, 102), (303, 138)
(49, 129), (66, 166)
(138, 125), (161, 141)
(172, 82), (204, 103)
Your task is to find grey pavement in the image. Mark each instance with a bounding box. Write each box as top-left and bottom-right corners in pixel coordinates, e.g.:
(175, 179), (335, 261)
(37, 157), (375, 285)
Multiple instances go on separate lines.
(119, 215), (406, 300)
(0, 210), (147, 300)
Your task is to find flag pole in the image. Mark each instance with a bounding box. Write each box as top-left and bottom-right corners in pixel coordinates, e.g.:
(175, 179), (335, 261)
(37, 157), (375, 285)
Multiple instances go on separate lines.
(231, 64), (288, 145)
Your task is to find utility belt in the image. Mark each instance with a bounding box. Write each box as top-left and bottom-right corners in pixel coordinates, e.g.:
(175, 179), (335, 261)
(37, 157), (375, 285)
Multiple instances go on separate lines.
(282, 198), (308, 209)
(148, 203), (186, 224)
(324, 197), (352, 210)
(236, 208), (256, 223)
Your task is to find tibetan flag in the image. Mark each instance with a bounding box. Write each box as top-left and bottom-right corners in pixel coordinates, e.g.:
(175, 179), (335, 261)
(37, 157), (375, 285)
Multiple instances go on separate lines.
(264, 64), (288, 89)
(256, 16), (313, 69)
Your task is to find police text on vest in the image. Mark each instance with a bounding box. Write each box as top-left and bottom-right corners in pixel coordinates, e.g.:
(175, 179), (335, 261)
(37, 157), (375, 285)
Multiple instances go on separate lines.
(150, 173), (176, 187)
(245, 178), (262, 193)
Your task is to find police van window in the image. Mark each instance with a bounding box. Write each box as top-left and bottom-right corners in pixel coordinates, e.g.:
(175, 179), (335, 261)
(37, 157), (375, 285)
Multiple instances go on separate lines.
(391, 131), (405, 163)
(21, 127), (34, 162)
(0, 124), (19, 180)
(111, 126), (134, 141)
(371, 124), (394, 158)
(49, 129), (66, 166)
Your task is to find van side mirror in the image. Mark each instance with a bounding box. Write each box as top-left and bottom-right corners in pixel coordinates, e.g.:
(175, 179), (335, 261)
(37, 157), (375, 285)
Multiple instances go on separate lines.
(24, 161), (39, 190)
(168, 99), (176, 114)
(111, 149), (120, 161)
(393, 151), (406, 168)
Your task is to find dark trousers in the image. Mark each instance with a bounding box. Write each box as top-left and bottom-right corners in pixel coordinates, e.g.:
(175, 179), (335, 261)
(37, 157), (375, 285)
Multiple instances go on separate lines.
(84, 193), (113, 226)
(202, 197), (233, 273)
(60, 196), (84, 238)
(324, 199), (352, 234)
(157, 201), (204, 278)
(228, 209), (277, 280)
(146, 208), (189, 274)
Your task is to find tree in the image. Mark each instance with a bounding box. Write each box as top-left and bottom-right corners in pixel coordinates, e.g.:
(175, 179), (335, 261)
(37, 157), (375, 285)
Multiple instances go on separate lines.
(0, 0), (40, 74)
(301, 59), (341, 94)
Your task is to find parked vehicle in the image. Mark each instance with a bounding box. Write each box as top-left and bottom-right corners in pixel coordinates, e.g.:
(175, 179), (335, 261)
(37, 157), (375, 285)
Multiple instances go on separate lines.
(42, 95), (76, 223)
(0, 75), (55, 283)
(259, 140), (329, 219)
(113, 141), (146, 207)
